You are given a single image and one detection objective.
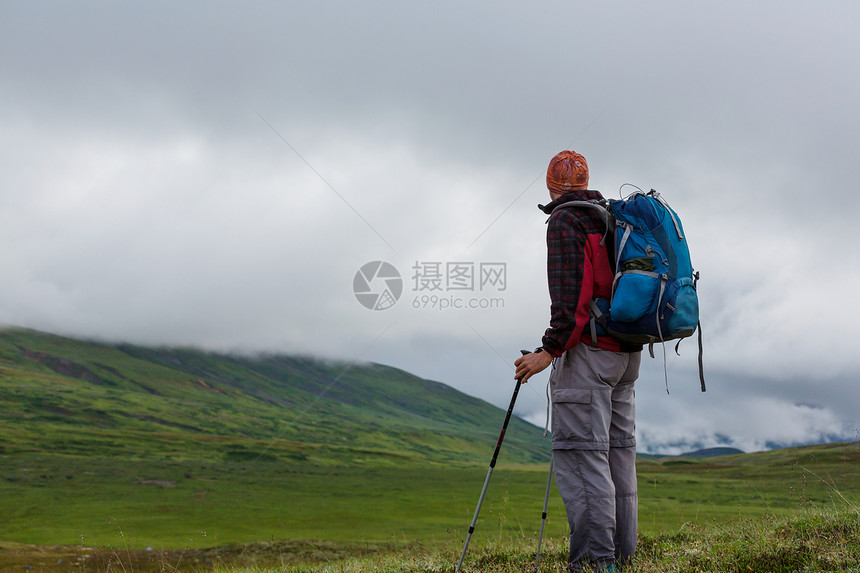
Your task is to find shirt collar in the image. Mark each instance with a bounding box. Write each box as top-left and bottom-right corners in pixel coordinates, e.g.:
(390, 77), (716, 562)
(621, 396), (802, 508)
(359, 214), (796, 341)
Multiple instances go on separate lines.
(538, 189), (603, 215)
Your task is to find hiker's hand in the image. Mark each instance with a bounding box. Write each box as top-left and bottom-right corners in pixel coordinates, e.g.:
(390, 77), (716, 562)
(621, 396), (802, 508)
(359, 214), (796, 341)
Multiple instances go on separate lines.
(514, 350), (553, 383)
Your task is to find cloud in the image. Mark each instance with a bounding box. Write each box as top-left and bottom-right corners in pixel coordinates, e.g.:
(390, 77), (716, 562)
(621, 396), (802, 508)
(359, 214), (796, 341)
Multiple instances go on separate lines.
(1, 1), (859, 453)
(638, 395), (853, 455)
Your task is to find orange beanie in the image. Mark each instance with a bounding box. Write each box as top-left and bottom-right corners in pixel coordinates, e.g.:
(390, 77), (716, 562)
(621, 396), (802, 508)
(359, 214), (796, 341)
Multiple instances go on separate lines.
(546, 150), (589, 193)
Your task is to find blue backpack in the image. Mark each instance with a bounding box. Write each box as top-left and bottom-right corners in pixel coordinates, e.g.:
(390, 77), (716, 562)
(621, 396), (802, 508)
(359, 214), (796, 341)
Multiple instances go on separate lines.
(555, 188), (705, 391)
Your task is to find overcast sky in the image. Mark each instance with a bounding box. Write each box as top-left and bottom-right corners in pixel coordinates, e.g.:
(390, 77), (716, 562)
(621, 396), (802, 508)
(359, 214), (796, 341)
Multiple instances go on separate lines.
(2, 1), (858, 454)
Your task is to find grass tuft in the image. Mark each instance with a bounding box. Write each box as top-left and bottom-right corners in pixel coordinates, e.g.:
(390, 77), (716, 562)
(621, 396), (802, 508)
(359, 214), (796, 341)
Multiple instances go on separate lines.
(199, 510), (859, 573)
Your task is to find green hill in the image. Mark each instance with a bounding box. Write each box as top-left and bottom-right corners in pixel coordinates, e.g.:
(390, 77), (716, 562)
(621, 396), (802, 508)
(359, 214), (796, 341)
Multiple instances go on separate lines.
(0, 327), (548, 465)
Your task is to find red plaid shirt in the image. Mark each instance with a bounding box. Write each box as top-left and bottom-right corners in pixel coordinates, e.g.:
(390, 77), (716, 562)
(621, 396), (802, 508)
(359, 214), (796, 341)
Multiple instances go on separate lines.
(539, 189), (641, 356)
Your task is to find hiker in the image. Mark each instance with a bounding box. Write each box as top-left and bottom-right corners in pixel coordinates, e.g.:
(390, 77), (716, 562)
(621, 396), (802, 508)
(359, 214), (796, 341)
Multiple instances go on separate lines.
(514, 150), (643, 573)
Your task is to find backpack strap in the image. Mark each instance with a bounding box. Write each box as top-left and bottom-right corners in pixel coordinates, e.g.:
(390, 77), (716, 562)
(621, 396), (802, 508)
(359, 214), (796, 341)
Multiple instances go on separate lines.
(649, 189), (684, 240)
(697, 320), (706, 392)
(615, 221), (633, 262)
(672, 272), (706, 392)
(693, 271), (706, 392)
(655, 274), (670, 394)
(587, 299), (605, 346)
(551, 200), (614, 246)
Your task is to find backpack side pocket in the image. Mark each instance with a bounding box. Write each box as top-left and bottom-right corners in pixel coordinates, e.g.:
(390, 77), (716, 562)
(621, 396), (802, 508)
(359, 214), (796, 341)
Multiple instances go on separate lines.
(666, 276), (699, 335)
(610, 271), (660, 322)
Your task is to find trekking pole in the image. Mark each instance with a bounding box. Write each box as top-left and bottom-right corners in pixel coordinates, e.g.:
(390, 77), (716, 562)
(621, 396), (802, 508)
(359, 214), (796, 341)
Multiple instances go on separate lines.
(455, 349), (531, 573)
(533, 454), (554, 573)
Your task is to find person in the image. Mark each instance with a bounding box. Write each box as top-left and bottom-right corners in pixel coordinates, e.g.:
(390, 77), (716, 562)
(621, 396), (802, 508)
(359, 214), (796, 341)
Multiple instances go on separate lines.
(514, 150), (643, 572)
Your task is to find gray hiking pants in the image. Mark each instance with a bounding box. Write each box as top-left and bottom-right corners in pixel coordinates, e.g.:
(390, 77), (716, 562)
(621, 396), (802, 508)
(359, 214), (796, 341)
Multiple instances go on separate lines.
(550, 343), (641, 571)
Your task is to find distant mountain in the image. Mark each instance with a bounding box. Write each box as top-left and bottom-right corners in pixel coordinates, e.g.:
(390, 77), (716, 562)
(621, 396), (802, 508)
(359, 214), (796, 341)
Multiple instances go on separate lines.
(680, 447), (745, 458)
(0, 327), (549, 465)
(636, 447), (746, 460)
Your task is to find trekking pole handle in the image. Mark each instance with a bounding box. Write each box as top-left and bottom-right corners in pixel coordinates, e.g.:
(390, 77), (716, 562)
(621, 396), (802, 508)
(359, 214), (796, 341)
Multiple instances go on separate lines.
(490, 349), (531, 468)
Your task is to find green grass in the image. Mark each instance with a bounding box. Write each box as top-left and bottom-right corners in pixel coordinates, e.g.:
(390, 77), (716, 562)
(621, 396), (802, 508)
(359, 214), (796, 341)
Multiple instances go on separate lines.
(636, 441), (860, 531)
(7, 509), (853, 572)
(0, 455), (563, 548)
(1, 442), (857, 552)
(228, 509), (858, 572)
(0, 447), (857, 573)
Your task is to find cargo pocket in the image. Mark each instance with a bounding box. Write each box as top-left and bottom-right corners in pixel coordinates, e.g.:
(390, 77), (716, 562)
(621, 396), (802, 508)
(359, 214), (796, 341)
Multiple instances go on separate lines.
(551, 388), (592, 444)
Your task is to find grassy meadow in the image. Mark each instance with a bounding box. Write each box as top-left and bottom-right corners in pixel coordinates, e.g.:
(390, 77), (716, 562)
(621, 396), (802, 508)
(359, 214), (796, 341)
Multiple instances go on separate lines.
(1, 441), (858, 571)
(1, 329), (858, 571)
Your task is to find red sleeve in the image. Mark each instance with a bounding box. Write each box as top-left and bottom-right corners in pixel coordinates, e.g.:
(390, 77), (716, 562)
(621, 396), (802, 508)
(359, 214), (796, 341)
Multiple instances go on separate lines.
(541, 211), (597, 357)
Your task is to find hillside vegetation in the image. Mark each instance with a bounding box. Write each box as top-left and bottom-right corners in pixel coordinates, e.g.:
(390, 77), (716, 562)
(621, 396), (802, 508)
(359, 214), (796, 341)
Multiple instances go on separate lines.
(0, 327), (547, 465)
